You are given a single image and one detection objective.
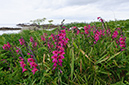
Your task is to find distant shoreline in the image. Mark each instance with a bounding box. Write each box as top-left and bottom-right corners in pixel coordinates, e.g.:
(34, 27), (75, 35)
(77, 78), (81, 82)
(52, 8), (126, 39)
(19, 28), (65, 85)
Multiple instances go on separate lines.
(0, 27), (21, 30)
(0, 23), (59, 30)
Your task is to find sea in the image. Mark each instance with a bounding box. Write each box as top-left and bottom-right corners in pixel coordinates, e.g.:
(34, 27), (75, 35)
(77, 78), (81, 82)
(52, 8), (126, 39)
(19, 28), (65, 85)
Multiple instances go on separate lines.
(0, 24), (22, 35)
(0, 24), (57, 35)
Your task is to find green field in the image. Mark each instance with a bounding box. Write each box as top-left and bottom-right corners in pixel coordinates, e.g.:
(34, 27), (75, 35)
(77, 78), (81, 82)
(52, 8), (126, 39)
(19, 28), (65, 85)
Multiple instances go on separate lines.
(0, 19), (129, 85)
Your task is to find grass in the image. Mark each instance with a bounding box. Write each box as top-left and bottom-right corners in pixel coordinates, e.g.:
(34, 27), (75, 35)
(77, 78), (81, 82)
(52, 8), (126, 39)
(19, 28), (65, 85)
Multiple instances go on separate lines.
(0, 18), (129, 85)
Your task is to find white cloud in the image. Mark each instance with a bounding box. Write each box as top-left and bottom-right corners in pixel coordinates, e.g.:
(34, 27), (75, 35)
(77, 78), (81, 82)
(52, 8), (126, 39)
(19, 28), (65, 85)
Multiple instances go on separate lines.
(0, 0), (129, 25)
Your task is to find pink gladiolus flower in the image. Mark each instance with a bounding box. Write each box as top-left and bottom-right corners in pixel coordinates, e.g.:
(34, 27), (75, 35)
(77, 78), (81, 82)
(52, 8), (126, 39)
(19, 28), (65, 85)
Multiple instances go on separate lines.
(29, 62), (38, 68)
(119, 37), (126, 51)
(73, 26), (76, 29)
(51, 54), (58, 59)
(58, 63), (62, 66)
(94, 30), (100, 43)
(51, 34), (55, 40)
(77, 30), (80, 35)
(60, 29), (66, 34)
(3, 42), (11, 50)
(7, 42), (11, 48)
(27, 57), (38, 74)
(19, 38), (25, 45)
(97, 17), (100, 19)
(97, 17), (104, 22)
(19, 57), (22, 59)
(32, 68), (38, 74)
(59, 50), (65, 55)
(16, 50), (19, 54)
(68, 29), (70, 31)
(53, 63), (57, 67)
(44, 33), (48, 36)
(84, 26), (87, 29)
(52, 50), (58, 55)
(106, 29), (111, 35)
(16, 47), (20, 54)
(58, 55), (64, 59)
(3, 44), (8, 50)
(52, 67), (56, 70)
(85, 30), (89, 34)
(21, 63), (26, 68)
(62, 26), (65, 28)
(19, 57), (27, 73)
(31, 55), (33, 58)
(119, 44), (126, 48)
(41, 35), (45, 41)
(28, 58), (35, 62)
(34, 42), (37, 47)
(19, 61), (24, 65)
(84, 26), (89, 34)
(27, 53), (31, 55)
(58, 59), (63, 63)
(22, 68), (27, 73)
(60, 69), (62, 73)
(30, 36), (34, 42)
(52, 59), (58, 63)
(112, 31), (118, 39)
(51, 29), (69, 71)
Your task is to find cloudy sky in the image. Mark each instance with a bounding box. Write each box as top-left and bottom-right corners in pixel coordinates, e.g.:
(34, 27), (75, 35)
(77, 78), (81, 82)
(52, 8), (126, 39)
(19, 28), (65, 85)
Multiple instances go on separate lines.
(0, 0), (129, 25)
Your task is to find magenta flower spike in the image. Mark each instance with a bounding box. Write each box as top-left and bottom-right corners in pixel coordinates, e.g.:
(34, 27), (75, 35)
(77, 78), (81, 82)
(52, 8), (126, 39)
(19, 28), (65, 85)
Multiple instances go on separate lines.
(119, 36), (126, 51)
(28, 58), (35, 62)
(32, 68), (38, 74)
(52, 59), (58, 63)
(29, 62), (38, 68)
(51, 54), (58, 59)
(22, 68), (27, 73)
(84, 26), (89, 34)
(30, 36), (34, 42)
(77, 30), (80, 35)
(41, 35), (45, 41)
(3, 42), (11, 50)
(52, 50), (58, 55)
(112, 31), (118, 39)
(19, 57), (27, 73)
(27, 57), (38, 74)
(3, 44), (8, 50)
(19, 38), (25, 45)
(51, 29), (69, 71)
(7, 42), (11, 48)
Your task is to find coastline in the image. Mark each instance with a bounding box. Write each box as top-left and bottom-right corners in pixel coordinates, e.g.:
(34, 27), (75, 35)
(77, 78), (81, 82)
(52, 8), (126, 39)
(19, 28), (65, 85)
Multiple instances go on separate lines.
(0, 27), (21, 30)
(0, 24), (59, 35)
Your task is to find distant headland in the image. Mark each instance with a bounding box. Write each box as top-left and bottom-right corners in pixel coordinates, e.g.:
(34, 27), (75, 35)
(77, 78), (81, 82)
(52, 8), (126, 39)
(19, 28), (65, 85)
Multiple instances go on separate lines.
(0, 23), (59, 30)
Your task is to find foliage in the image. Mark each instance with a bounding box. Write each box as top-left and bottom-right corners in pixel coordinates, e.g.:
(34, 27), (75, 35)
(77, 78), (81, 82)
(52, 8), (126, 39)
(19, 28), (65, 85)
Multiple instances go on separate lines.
(0, 18), (129, 84)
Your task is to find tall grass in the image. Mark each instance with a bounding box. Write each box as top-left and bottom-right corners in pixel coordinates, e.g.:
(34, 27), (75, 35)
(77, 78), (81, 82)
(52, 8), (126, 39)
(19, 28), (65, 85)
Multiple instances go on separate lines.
(0, 19), (129, 85)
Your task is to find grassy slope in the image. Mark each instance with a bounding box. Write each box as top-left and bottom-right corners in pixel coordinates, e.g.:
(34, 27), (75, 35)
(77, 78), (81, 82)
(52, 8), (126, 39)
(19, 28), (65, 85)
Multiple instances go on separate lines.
(0, 19), (129, 84)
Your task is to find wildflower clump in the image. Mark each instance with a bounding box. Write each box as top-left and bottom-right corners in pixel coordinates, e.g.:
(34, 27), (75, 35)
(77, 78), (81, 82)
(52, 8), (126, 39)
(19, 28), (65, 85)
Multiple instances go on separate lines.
(30, 36), (37, 48)
(3, 42), (11, 50)
(19, 37), (25, 46)
(19, 57), (27, 73)
(28, 58), (38, 74)
(51, 29), (69, 72)
(119, 36), (126, 51)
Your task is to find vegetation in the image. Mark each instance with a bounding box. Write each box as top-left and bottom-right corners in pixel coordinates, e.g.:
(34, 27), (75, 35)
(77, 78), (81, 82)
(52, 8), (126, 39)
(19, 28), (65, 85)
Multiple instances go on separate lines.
(0, 18), (129, 85)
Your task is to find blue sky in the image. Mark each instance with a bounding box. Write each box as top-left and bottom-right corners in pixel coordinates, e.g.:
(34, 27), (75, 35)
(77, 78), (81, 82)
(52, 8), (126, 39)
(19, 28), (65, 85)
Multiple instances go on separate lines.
(0, 0), (129, 25)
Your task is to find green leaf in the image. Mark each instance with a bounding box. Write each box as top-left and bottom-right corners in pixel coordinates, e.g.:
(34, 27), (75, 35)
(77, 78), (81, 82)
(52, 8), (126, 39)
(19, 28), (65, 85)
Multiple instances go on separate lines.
(111, 81), (126, 85)
(97, 70), (111, 75)
(107, 52), (121, 61)
(95, 53), (109, 64)
(73, 42), (78, 49)
(71, 48), (74, 81)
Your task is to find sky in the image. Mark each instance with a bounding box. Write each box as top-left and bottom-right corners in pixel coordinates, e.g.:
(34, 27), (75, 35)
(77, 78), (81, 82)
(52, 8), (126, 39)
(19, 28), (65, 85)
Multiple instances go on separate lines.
(0, 0), (129, 25)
